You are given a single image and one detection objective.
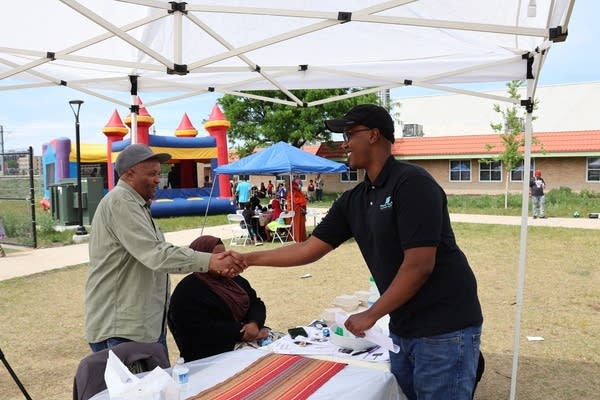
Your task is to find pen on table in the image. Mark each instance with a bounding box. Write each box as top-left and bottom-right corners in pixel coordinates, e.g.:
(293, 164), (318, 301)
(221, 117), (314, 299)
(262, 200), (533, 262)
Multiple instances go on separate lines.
(294, 341), (312, 347)
(351, 345), (379, 357)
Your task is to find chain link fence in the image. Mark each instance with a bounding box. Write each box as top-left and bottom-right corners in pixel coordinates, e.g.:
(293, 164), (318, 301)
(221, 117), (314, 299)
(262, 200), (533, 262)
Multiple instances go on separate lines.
(0, 147), (37, 248)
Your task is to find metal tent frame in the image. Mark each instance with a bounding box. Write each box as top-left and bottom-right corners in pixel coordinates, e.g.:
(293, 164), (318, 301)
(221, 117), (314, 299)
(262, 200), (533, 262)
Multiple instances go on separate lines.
(0, 2), (577, 398)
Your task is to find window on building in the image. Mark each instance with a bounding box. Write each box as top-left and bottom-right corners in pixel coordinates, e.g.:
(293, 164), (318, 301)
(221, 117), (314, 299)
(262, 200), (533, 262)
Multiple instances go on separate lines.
(449, 160), (471, 182)
(479, 160), (502, 181)
(341, 165), (358, 182)
(587, 157), (600, 182)
(510, 159), (536, 182)
(275, 174), (306, 183)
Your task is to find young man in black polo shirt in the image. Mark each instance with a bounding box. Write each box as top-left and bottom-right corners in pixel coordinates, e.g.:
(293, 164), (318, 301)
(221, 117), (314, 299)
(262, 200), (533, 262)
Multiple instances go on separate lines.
(238, 104), (483, 400)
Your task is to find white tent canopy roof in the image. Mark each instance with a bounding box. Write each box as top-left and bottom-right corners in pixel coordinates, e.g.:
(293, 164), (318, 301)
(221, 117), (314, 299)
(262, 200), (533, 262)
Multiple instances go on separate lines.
(0, 2), (578, 399)
(0, 0), (574, 107)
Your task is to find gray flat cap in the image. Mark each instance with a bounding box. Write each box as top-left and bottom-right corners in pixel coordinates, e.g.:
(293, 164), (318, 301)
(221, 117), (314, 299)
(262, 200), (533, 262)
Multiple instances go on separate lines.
(115, 144), (171, 176)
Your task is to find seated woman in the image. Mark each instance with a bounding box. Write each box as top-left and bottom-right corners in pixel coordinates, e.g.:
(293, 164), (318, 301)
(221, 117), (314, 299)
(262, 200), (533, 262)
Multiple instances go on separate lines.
(258, 205), (273, 241)
(242, 203), (263, 245)
(168, 235), (269, 362)
(270, 197), (282, 220)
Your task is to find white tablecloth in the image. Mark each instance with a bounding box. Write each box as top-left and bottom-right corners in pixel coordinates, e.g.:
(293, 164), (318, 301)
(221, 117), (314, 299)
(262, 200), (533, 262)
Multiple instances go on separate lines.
(90, 348), (404, 400)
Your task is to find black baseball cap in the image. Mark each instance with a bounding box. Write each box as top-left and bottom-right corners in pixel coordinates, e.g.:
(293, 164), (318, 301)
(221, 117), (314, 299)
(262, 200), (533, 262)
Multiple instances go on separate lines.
(324, 104), (395, 143)
(115, 144), (171, 176)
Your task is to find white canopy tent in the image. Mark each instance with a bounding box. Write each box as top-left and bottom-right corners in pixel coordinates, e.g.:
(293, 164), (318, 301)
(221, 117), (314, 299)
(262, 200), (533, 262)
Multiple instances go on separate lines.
(0, 1), (576, 398)
(0, 1), (573, 108)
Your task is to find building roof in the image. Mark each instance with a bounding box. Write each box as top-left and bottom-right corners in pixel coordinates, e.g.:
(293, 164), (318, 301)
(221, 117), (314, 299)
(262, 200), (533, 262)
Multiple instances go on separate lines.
(315, 130), (600, 160)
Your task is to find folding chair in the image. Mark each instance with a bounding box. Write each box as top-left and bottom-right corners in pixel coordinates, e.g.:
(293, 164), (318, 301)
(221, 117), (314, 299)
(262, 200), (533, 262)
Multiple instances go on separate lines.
(72, 342), (169, 400)
(227, 213), (251, 246)
(268, 211), (295, 244)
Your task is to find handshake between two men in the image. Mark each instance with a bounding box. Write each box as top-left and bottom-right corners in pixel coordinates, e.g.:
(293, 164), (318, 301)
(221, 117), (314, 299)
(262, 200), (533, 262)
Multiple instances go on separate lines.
(207, 249), (250, 277)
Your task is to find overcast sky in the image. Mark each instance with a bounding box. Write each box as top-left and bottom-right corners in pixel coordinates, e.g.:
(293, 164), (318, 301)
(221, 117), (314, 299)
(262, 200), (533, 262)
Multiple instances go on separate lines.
(1, 0), (598, 154)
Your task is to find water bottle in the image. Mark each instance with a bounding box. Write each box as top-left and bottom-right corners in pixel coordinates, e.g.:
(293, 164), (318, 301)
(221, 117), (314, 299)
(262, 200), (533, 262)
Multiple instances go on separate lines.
(368, 276), (380, 307)
(172, 357), (189, 394)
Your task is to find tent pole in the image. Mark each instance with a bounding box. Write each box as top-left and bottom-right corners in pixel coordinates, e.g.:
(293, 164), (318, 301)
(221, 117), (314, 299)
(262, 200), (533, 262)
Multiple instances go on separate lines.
(289, 174), (295, 241)
(129, 75), (138, 144)
(509, 77), (535, 400)
(200, 180), (217, 236)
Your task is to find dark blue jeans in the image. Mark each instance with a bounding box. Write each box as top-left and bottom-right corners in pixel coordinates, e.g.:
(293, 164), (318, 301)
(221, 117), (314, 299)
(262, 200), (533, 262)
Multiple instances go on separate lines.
(89, 331), (168, 359)
(390, 325), (481, 400)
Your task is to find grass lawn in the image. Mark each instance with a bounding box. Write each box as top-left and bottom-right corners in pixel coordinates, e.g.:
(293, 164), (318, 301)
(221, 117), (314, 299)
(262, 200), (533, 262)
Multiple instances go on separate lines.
(0, 223), (598, 399)
(2, 188), (599, 250)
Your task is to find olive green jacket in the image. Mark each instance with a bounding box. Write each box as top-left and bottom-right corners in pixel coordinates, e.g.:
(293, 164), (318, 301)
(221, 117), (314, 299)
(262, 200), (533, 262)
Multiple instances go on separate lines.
(85, 180), (211, 343)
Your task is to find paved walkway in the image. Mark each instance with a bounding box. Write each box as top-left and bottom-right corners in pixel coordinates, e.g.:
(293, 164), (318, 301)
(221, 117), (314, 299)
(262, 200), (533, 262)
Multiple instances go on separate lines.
(1, 212), (598, 281)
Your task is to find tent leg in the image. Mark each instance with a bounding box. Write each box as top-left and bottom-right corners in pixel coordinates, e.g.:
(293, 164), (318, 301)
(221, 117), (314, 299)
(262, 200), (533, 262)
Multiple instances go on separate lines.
(509, 78), (535, 400)
(200, 181), (217, 236)
(129, 75), (138, 144)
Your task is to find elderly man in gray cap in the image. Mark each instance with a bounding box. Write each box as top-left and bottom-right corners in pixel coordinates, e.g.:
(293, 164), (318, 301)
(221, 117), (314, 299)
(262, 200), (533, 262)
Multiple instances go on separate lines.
(85, 144), (245, 354)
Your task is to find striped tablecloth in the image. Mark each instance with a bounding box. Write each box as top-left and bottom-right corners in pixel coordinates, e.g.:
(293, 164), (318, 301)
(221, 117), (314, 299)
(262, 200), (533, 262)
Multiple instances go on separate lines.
(188, 353), (347, 400)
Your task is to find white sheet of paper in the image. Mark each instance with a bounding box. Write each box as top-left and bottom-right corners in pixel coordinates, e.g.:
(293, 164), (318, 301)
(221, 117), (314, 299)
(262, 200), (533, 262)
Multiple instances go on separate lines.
(271, 336), (335, 355)
(335, 312), (400, 353)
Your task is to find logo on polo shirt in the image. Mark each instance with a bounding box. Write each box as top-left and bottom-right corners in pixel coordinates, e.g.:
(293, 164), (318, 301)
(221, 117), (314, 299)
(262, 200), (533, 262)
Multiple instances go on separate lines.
(380, 195), (393, 210)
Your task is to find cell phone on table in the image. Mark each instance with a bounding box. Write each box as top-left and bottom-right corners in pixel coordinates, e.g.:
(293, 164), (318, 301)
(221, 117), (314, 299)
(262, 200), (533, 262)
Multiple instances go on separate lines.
(287, 327), (308, 339)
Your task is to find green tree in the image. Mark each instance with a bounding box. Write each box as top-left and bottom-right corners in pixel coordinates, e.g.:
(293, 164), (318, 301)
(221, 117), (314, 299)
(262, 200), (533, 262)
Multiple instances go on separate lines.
(218, 89), (379, 156)
(485, 80), (540, 208)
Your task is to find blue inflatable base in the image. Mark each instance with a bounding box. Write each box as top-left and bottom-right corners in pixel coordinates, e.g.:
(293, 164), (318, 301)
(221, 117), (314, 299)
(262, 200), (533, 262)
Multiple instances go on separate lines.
(150, 197), (235, 217)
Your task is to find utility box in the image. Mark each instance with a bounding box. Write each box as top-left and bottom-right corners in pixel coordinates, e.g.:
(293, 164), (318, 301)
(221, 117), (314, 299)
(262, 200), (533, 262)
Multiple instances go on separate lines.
(49, 181), (78, 225)
(49, 177), (104, 226)
(79, 177), (104, 225)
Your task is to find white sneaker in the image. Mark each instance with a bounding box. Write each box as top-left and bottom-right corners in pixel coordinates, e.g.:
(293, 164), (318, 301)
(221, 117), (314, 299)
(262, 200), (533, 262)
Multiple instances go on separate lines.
(255, 242), (263, 246)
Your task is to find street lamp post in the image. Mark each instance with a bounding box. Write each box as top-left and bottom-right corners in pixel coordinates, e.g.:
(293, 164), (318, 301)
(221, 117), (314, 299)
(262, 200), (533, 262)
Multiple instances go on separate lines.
(69, 100), (88, 236)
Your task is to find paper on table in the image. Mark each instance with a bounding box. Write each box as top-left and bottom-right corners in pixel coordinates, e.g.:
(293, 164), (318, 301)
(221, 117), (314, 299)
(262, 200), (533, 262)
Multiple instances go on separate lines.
(335, 312), (400, 353)
(271, 335), (335, 355)
(104, 350), (179, 400)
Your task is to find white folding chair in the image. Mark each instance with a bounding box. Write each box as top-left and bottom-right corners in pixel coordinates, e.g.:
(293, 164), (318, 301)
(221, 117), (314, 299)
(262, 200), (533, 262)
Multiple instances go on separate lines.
(227, 214), (251, 246)
(268, 211), (295, 244)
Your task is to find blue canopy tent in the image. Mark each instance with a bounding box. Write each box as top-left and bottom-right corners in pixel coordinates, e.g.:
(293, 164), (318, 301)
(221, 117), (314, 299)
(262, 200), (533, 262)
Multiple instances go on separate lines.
(213, 141), (347, 176)
(203, 141), (347, 237)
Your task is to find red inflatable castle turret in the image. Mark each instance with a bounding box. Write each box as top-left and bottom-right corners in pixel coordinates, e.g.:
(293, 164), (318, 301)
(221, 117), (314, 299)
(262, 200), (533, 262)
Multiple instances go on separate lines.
(124, 96), (154, 145)
(203, 104), (231, 197)
(174, 113), (198, 138)
(102, 110), (128, 189)
(173, 113), (199, 188)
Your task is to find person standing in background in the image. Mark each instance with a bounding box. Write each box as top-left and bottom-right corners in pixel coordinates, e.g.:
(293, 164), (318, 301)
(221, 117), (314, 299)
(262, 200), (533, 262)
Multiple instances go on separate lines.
(276, 183), (286, 204)
(167, 165), (180, 189)
(235, 177), (252, 209)
(286, 179), (308, 242)
(0, 219), (6, 257)
(529, 169), (546, 218)
(307, 179), (315, 202)
(315, 174), (324, 202)
(259, 182), (267, 198)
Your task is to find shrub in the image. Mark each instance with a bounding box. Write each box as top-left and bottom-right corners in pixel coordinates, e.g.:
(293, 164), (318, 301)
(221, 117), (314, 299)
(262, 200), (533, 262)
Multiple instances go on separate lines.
(37, 212), (57, 234)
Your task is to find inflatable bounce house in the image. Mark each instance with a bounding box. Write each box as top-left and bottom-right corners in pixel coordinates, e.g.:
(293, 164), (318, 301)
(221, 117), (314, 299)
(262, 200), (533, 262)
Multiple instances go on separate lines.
(41, 98), (235, 217)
